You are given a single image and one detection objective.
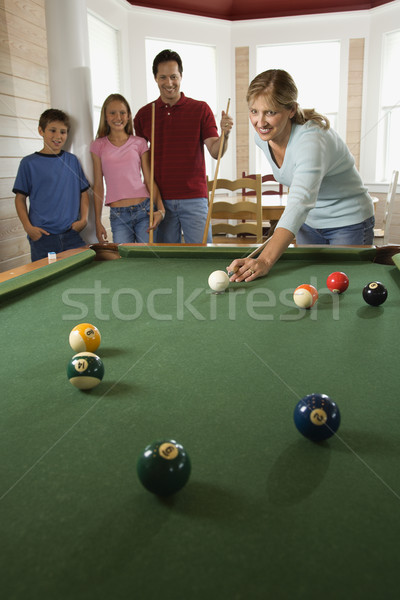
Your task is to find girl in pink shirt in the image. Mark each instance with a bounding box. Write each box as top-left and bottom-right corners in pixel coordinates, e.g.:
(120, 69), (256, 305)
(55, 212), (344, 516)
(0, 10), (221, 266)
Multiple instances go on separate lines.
(91, 94), (164, 243)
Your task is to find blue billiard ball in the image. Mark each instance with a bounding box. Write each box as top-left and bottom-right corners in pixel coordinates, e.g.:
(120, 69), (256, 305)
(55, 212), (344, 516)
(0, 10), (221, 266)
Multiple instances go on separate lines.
(294, 393), (341, 441)
(137, 439), (191, 496)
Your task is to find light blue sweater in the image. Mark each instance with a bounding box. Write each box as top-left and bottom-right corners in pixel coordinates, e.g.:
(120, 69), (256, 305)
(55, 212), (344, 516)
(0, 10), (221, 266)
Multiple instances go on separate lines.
(255, 121), (374, 235)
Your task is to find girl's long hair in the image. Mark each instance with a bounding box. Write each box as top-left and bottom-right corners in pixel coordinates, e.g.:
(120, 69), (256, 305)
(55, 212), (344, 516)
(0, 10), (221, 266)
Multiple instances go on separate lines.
(96, 93), (134, 138)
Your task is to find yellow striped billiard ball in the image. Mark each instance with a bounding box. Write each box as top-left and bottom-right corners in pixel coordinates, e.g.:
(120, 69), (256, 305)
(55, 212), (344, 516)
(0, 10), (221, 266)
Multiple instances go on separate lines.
(69, 323), (101, 353)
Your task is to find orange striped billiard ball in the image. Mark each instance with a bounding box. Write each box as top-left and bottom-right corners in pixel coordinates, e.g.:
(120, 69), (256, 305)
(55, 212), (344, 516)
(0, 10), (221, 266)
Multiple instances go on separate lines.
(293, 284), (318, 309)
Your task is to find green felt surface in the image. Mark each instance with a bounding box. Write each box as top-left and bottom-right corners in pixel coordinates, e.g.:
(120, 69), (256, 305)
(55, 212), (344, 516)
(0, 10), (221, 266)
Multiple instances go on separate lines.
(1, 247), (400, 600)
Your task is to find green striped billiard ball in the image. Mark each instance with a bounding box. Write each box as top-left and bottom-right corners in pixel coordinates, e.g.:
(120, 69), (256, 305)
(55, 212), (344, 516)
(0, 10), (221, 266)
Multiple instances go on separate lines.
(137, 440), (191, 496)
(67, 352), (104, 390)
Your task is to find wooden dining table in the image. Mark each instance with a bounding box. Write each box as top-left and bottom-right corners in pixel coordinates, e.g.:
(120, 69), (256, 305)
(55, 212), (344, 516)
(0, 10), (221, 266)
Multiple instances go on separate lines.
(260, 194), (288, 222)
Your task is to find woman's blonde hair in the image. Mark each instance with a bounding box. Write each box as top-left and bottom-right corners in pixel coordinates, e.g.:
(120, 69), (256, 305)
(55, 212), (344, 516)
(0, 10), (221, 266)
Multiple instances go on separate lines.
(96, 93), (134, 138)
(247, 69), (330, 130)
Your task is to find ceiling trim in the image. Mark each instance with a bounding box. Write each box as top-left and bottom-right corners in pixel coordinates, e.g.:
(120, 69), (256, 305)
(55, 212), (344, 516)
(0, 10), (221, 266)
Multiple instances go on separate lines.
(126, 0), (395, 21)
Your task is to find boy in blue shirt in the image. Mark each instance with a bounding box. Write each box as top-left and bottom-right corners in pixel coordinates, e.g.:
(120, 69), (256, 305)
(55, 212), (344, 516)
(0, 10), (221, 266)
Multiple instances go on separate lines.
(13, 109), (90, 261)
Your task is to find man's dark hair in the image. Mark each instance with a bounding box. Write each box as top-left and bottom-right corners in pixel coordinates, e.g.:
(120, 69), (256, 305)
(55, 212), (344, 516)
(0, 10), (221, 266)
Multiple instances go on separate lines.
(152, 49), (183, 77)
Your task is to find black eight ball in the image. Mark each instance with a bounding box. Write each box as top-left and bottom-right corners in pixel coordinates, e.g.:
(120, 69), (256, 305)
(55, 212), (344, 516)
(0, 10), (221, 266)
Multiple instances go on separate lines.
(362, 281), (388, 306)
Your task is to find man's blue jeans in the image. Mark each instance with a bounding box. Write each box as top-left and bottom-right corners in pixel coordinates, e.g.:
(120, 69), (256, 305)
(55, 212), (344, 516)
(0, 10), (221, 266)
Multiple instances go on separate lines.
(157, 198), (212, 243)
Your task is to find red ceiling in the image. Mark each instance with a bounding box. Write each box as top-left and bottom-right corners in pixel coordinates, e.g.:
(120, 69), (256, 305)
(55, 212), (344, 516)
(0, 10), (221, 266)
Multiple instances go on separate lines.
(127, 0), (394, 20)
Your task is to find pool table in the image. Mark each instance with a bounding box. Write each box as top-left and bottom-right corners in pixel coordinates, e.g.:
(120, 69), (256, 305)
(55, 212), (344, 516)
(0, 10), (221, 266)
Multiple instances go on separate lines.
(1, 243), (400, 600)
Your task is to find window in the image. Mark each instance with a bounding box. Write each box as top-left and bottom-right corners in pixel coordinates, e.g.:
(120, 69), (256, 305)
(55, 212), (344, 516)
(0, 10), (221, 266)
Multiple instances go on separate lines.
(255, 41), (340, 173)
(145, 38), (217, 176)
(376, 29), (400, 182)
(88, 13), (121, 136)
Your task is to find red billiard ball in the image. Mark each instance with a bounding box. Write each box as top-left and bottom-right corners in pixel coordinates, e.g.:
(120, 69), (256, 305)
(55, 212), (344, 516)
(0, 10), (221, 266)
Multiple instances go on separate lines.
(326, 271), (349, 294)
(293, 284), (318, 309)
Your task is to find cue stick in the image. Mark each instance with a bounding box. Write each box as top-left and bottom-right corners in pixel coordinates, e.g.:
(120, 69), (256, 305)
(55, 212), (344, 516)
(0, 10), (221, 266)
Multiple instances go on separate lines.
(202, 98), (231, 244)
(149, 102), (155, 243)
(246, 235), (272, 258)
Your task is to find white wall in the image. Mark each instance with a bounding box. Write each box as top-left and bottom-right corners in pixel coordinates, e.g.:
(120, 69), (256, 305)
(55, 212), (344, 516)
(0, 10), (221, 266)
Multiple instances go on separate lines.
(86, 0), (400, 185)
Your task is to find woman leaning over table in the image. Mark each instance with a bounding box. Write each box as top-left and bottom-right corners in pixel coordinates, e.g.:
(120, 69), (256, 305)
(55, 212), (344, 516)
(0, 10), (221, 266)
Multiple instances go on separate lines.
(228, 69), (374, 282)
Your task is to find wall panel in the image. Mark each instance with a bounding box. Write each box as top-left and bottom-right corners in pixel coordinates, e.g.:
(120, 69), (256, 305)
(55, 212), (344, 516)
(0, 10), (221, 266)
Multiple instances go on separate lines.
(0, 0), (49, 271)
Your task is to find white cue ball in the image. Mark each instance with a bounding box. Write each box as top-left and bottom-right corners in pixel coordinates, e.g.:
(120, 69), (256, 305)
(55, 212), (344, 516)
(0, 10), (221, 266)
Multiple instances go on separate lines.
(208, 270), (229, 292)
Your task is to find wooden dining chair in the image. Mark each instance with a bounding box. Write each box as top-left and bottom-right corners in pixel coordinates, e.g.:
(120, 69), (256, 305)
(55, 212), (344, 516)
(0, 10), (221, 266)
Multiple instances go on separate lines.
(242, 171), (284, 196)
(374, 170), (399, 244)
(207, 175), (263, 243)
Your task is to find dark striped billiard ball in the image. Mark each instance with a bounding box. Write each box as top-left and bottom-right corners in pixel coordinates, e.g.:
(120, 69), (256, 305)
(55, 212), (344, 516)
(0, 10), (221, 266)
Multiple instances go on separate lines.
(137, 440), (191, 496)
(67, 352), (104, 390)
(362, 281), (388, 306)
(294, 394), (341, 442)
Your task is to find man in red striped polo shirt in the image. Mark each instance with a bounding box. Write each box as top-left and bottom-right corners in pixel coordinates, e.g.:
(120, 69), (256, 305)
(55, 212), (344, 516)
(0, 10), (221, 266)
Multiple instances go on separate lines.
(134, 49), (234, 244)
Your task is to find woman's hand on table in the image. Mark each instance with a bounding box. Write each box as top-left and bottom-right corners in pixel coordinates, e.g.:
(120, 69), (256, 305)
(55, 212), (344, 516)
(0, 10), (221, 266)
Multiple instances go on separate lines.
(227, 257), (271, 282)
(227, 229), (295, 282)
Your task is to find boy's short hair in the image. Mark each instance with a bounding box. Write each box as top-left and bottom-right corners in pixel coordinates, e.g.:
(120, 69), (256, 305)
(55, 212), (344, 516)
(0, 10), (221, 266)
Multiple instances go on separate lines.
(39, 109), (70, 132)
(152, 49), (183, 77)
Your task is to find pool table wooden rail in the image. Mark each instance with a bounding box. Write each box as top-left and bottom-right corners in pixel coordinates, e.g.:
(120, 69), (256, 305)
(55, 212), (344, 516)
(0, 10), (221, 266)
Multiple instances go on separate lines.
(1, 243), (399, 288)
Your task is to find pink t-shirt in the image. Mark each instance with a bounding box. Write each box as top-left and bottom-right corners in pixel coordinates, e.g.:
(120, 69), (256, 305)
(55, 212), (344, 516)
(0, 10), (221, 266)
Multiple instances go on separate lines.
(90, 135), (150, 204)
